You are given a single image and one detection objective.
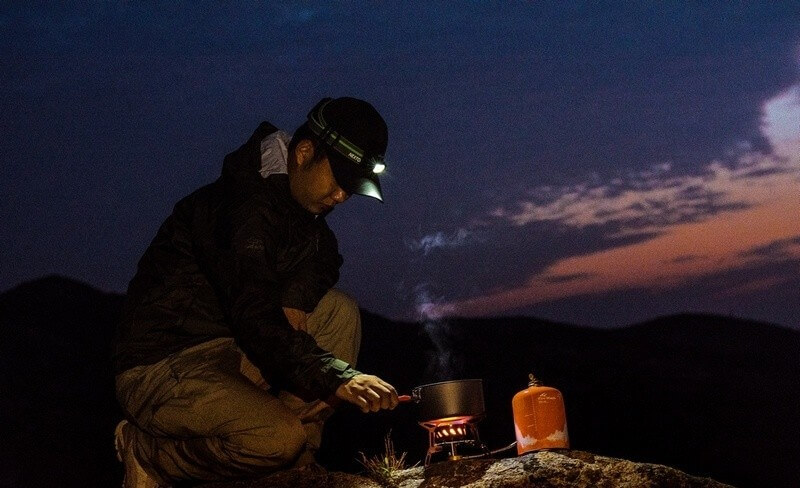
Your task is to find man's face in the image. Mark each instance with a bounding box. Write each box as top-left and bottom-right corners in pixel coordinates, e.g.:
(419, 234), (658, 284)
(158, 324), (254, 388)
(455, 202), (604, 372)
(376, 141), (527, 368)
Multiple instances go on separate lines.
(289, 141), (350, 215)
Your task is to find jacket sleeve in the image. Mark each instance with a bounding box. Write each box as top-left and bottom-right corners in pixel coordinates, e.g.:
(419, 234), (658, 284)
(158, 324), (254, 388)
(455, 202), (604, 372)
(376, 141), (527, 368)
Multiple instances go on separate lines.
(211, 192), (358, 401)
(280, 217), (343, 312)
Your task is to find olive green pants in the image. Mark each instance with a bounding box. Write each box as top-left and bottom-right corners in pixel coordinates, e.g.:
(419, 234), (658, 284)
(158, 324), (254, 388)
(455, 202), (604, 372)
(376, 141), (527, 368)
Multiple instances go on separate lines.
(115, 289), (361, 484)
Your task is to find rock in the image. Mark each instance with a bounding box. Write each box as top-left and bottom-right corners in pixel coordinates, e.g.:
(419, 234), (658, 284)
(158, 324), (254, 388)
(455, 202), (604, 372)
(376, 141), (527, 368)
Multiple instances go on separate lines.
(198, 463), (382, 488)
(391, 450), (732, 487)
(199, 450), (732, 488)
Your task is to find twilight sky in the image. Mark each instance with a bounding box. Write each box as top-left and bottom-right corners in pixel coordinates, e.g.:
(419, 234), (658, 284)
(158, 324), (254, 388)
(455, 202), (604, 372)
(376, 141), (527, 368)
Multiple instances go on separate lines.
(2, 2), (799, 328)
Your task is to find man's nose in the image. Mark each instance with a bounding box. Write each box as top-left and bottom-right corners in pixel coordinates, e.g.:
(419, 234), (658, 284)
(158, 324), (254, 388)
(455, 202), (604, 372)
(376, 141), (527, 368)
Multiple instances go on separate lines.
(332, 188), (349, 203)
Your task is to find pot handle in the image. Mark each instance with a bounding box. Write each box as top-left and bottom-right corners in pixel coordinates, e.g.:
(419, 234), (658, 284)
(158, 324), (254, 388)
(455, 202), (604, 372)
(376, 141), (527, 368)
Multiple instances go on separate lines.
(411, 386), (422, 402)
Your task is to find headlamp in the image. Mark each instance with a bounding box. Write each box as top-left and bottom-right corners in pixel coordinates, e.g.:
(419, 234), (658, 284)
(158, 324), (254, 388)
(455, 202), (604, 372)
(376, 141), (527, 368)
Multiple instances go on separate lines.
(307, 98), (387, 174)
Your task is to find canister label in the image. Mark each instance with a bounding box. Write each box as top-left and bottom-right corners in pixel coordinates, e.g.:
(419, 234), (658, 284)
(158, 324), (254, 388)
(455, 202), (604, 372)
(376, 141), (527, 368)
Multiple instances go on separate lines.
(513, 387), (569, 454)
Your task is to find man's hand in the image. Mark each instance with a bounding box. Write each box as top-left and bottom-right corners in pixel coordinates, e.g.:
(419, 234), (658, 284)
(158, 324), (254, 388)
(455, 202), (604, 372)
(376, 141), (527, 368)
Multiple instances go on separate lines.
(335, 374), (399, 413)
(283, 307), (309, 332)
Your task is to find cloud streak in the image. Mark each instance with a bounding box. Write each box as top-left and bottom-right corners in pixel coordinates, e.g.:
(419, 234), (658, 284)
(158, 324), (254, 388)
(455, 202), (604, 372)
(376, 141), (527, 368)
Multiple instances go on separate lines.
(489, 149), (796, 240)
(405, 228), (478, 256)
(428, 81), (800, 318)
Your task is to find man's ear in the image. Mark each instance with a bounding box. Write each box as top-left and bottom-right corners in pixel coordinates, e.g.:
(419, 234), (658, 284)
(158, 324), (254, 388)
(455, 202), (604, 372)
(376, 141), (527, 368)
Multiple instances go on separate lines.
(294, 139), (315, 168)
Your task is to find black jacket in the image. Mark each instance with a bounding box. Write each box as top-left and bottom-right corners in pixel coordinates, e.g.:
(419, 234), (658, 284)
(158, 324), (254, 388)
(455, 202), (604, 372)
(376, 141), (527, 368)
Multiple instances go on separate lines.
(113, 122), (359, 401)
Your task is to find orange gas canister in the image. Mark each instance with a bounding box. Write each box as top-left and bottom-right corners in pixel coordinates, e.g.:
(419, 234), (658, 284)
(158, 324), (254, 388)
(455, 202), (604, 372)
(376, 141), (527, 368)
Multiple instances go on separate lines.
(512, 373), (569, 455)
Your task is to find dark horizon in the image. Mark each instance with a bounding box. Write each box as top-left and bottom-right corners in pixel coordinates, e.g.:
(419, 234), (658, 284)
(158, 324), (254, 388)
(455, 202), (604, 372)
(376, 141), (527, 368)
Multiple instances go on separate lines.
(4, 273), (796, 332)
(3, 274), (799, 487)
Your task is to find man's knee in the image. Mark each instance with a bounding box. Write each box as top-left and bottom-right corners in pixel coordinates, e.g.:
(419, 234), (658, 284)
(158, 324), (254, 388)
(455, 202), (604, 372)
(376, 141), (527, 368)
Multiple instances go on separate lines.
(225, 416), (308, 470)
(324, 289), (360, 326)
(311, 289), (361, 338)
(310, 289), (361, 364)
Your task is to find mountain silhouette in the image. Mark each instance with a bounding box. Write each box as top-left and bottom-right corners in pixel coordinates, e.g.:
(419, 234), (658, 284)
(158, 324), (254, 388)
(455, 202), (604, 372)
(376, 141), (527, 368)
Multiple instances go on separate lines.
(1, 276), (798, 487)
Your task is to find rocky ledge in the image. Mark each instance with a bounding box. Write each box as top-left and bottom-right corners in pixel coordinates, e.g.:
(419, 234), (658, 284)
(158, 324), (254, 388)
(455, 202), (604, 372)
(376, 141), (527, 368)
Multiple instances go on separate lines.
(200, 450), (732, 487)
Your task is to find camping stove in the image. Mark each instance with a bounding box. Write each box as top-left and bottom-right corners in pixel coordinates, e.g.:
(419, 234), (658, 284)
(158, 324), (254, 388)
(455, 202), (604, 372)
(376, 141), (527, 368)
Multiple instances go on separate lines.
(419, 415), (488, 465)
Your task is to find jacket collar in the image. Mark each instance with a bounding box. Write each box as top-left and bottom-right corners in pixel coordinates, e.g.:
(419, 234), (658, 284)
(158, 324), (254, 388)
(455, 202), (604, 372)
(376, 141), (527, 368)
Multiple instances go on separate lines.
(225, 122), (319, 223)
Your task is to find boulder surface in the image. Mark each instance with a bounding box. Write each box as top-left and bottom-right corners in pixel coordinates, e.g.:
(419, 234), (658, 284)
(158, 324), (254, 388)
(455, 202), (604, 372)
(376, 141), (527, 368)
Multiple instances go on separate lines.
(199, 450), (732, 487)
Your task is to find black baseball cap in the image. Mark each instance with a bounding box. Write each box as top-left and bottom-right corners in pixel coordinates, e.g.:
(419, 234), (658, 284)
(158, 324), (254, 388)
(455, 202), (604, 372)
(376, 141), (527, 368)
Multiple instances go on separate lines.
(307, 97), (389, 201)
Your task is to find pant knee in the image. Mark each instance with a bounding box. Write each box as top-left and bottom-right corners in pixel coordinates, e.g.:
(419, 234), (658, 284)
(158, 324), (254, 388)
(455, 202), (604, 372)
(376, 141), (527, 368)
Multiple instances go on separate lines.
(311, 290), (361, 338)
(313, 289), (361, 364)
(324, 289), (360, 323)
(226, 417), (308, 469)
(295, 289), (363, 367)
(271, 424), (307, 465)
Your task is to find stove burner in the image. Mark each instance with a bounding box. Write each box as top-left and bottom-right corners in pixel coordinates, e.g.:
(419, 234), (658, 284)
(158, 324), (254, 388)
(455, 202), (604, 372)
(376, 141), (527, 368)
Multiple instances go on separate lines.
(434, 423), (469, 442)
(419, 415), (488, 465)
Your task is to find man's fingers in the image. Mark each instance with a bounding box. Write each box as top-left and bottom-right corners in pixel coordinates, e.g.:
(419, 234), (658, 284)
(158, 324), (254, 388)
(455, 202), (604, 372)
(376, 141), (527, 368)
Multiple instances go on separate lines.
(337, 375), (400, 413)
(360, 385), (389, 412)
(375, 380), (399, 409)
(370, 384), (393, 409)
(364, 389), (382, 411)
(377, 378), (396, 393)
(356, 391), (378, 412)
(356, 395), (370, 413)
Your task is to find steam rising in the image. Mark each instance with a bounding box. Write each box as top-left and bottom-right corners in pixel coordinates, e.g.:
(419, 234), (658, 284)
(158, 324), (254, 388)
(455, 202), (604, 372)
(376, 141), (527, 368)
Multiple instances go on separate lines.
(405, 228), (477, 255)
(403, 224), (476, 379)
(413, 283), (464, 381)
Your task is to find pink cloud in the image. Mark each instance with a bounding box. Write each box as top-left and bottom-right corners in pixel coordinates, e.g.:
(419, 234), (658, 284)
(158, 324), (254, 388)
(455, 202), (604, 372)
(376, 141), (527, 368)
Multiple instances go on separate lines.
(425, 82), (800, 318)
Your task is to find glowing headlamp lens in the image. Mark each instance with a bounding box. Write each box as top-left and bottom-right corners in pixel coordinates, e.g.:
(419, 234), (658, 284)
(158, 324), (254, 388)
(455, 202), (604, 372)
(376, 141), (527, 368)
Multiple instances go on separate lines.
(372, 162), (386, 174)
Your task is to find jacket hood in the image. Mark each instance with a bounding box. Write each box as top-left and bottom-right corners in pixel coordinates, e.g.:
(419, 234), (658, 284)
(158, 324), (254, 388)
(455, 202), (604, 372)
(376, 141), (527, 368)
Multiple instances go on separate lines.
(259, 130), (291, 179)
(220, 122), (319, 221)
(221, 122), (286, 183)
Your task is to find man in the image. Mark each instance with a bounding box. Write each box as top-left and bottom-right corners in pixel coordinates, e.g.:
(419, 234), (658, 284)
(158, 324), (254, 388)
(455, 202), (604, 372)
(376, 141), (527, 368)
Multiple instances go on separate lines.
(113, 97), (399, 487)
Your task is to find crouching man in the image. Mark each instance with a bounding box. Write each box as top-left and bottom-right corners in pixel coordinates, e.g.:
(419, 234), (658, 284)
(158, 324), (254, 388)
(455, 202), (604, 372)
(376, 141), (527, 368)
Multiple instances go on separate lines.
(112, 97), (398, 487)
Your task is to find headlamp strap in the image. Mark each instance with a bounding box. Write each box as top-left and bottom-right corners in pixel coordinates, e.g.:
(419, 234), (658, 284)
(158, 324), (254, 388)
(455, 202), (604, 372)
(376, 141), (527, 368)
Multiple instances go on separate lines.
(307, 98), (385, 171)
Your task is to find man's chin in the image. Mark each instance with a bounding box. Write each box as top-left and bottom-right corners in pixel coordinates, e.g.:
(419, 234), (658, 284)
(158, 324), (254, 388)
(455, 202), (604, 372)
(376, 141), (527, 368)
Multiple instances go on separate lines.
(307, 203), (333, 216)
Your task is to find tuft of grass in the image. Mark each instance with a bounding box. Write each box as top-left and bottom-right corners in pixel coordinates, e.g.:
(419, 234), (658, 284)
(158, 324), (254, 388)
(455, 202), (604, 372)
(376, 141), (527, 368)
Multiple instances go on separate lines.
(357, 430), (417, 486)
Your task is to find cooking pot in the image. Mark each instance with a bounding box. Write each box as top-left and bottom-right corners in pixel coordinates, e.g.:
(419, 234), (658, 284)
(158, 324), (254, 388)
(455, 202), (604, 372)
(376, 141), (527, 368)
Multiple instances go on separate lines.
(408, 379), (485, 422)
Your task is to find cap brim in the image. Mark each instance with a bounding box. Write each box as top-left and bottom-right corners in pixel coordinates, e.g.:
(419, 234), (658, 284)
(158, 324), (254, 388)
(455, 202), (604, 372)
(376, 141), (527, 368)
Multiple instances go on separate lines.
(329, 157), (384, 202)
